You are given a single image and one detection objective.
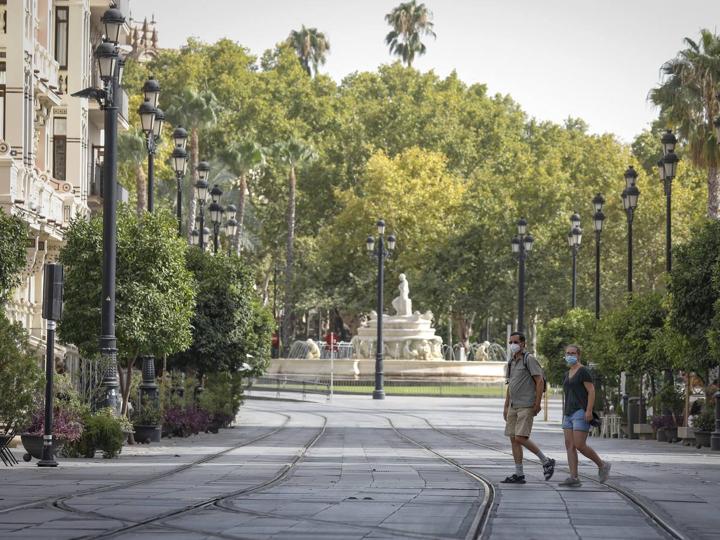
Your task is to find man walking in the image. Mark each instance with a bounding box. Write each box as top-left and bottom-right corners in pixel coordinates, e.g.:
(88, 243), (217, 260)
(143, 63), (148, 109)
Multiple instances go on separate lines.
(502, 332), (555, 484)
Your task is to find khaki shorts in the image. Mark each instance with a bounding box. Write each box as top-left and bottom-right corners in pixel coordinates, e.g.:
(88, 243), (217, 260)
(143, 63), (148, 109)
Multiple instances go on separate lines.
(505, 406), (535, 437)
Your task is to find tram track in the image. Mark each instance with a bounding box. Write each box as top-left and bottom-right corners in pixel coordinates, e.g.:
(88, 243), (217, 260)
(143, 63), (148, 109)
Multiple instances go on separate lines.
(385, 409), (687, 540)
(67, 412), (328, 539)
(0, 410), (292, 518)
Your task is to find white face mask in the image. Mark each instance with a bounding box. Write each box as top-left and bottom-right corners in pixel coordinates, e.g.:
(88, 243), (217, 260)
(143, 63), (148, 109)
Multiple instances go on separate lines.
(509, 343), (521, 354)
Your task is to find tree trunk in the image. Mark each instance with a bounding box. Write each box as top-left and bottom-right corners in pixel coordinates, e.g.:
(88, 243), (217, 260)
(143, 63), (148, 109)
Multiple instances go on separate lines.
(281, 166), (297, 355)
(118, 358), (136, 416)
(186, 128), (200, 242)
(235, 175), (247, 254)
(135, 163), (146, 217)
(261, 269), (271, 307)
(708, 166), (720, 219)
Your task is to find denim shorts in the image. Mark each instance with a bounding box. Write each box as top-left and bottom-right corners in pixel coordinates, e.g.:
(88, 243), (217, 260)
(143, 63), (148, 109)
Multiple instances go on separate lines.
(562, 408), (591, 432)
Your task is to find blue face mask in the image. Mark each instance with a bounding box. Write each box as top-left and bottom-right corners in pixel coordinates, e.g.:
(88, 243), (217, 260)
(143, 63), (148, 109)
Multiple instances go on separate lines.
(565, 355), (578, 366)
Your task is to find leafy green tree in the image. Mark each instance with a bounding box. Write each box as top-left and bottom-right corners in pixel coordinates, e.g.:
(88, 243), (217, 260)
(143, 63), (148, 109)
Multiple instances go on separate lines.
(385, 0), (436, 67)
(169, 249), (272, 376)
(670, 219), (720, 383)
(650, 29), (720, 218)
(0, 309), (43, 428)
(0, 209), (27, 301)
(58, 207), (195, 414)
(287, 26), (331, 77)
(271, 139), (317, 351)
(537, 309), (597, 386)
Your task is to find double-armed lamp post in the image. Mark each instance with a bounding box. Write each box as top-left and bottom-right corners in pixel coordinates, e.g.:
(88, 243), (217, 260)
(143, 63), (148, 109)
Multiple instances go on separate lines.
(621, 166), (640, 295)
(137, 77), (162, 212)
(71, 6), (127, 410)
(366, 220), (396, 400)
(511, 218), (534, 334)
(657, 130), (679, 273)
(170, 128), (189, 235)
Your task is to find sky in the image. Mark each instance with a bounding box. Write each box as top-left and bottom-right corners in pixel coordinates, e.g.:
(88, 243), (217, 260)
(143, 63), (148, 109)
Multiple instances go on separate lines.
(129, 0), (720, 143)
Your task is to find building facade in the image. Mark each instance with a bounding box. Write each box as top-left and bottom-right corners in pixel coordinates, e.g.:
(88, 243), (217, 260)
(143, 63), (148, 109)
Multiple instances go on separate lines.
(0, 0), (131, 372)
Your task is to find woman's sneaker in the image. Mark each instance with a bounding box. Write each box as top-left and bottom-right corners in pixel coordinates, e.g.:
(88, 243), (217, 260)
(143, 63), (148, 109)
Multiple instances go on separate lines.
(501, 474), (526, 484)
(543, 458), (556, 480)
(599, 461), (611, 483)
(558, 476), (582, 487)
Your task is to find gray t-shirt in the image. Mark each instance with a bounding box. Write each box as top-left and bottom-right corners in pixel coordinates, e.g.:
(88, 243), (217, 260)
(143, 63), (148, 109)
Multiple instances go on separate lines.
(507, 353), (543, 408)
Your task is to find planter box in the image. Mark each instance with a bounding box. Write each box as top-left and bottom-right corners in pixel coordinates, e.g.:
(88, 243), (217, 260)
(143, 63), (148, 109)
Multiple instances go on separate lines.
(20, 434), (64, 462)
(656, 428), (667, 442)
(634, 423), (654, 440)
(133, 425), (161, 444)
(678, 426), (695, 445)
(695, 430), (711, 448)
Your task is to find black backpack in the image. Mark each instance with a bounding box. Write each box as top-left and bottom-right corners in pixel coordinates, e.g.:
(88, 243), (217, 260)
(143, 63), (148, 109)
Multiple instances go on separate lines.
(506, 352), (547, 393)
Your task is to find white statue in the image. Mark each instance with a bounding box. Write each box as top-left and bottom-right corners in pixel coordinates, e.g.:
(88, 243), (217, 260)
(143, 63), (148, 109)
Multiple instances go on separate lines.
(403, 340), (418, 358)
(392, 273), (413, 316)
(416, 340), (431, 360)
(306, 339), (321, 359)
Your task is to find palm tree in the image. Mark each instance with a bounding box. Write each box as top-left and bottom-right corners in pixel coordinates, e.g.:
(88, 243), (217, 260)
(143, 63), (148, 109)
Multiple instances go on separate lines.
(118, 129), (147, 216)
(271, 139), (317, 353)
(164, 88), (218, 239)
(650, 29), (720, 218)
(385, 0), (436, 67)
(287, 25), (331, 77)
(221, 141), (265, 253)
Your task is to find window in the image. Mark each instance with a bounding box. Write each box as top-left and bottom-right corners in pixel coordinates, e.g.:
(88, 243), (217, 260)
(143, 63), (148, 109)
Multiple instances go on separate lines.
(55, 7), (68, 69)
(53, 118), (66, 180)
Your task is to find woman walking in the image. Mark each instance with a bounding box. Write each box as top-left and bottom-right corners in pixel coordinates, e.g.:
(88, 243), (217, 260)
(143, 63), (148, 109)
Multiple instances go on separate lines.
(559, 344), (611, 487)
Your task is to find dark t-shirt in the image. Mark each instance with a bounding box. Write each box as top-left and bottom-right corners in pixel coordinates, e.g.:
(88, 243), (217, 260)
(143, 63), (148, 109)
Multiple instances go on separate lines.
(563, 366), (593, 416)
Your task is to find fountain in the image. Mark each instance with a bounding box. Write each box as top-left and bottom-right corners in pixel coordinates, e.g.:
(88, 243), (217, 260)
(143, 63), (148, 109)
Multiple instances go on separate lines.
(268, 274), (507, 382)
(351, 273), (443, 360)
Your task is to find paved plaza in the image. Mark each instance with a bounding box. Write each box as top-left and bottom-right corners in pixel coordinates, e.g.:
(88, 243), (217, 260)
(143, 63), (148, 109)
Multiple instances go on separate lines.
(1, 393), (719, 539)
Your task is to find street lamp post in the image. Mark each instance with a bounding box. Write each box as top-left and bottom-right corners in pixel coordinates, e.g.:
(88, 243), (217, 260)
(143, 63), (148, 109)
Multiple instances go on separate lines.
(568, 212), (582, 309)
(511, 218), (534, 333)
(365, 219), (396, 400)
(171, 133), (188, 235)
(621, 166), (640, 295)
(195, 162), (210, 251)
(592, 194), (605, 319)
(658, 130), (679, 273)
(209, 185), (224, 254)
(70, 7), (126, 411)
(225, 204), (238, 255)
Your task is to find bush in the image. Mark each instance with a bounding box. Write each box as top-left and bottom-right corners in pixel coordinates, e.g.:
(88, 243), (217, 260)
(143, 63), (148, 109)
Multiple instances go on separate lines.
(71, 408), (125, 459)
(131, 394), (162, 426)
(24, 405), (83, 442)
(0, 311), (43, 429)
(163, 406), (210, 437)
(692, 405), (716, 432)
(198, 372), (244, 428)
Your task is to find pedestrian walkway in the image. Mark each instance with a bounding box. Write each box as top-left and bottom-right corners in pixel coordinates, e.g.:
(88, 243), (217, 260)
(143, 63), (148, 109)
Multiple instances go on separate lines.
(0, 394), (718, 539)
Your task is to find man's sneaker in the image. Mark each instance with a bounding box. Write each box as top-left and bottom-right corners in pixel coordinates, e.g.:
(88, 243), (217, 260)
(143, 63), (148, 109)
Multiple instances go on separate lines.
(599, 461), (611, 483)
(500, 474), (526, 484)
(542, 458), (556, 481)
(558, 476), (582, 487)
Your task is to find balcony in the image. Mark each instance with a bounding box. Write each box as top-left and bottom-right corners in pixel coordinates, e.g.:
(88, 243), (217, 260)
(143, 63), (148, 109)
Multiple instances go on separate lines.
(33, 42), (61, 101)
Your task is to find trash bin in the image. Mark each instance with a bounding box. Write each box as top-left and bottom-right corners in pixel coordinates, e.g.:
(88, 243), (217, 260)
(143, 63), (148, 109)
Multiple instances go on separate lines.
(627, 397), (641, 439)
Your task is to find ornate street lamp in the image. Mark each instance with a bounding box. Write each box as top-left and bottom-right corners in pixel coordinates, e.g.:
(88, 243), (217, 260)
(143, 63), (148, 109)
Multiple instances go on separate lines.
(70, 7), (127, 411)
(195, 162), (210, 250)
(659, 135), (680, 273)
(366, 219), (396, 400)
(171, 126), (188, 235)
(142, 76), (160, 108)
(592, 194), (605, 319)
(568, 213), (582, 309)
(511, 218), (533, 333)
(622, 168), (640, 295)
(138, 94), (162, 212)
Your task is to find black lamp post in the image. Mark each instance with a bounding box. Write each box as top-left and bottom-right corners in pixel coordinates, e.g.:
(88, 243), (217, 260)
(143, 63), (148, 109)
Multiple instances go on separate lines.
(225, 204), (238, 255)
(592, 194), (605, 319)
(658, 130), (679, 274)
(567, 212), (582, 309)
(511, 218), (534, 333)
(171, 127), (188, 235)
(195, 162), (210, 251)
(138, 77), (163, 212)
(621, 166), (640, 295)
(365, 219), (396, 400)
(209, 185), (224, 254)
(71, 7), (125, 411)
